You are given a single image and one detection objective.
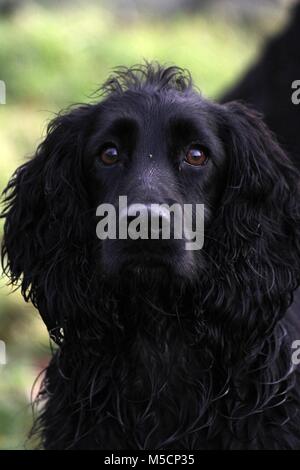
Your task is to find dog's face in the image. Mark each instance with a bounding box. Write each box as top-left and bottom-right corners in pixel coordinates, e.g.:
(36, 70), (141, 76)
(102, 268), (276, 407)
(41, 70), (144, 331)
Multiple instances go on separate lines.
(85, 89), (226, 279)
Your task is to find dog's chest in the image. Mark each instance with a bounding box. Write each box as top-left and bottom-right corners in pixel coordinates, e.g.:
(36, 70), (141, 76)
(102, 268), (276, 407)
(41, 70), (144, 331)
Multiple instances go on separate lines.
(95, 330), (215, 449)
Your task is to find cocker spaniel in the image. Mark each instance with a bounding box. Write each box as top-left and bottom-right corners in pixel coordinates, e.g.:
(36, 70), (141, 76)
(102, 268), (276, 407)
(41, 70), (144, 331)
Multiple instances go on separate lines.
(2, 63), (300, 449)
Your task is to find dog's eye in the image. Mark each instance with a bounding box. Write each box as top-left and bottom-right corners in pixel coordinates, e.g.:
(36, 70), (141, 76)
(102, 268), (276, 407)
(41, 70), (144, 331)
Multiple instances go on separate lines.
(185, 146), (208, 166)
(100, 146), (119, 165)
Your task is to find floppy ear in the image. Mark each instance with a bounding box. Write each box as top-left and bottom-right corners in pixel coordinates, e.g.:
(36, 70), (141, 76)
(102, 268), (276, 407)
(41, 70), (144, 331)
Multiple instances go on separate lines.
(1, 105), (97, 342)
(203, 102), (300, 347)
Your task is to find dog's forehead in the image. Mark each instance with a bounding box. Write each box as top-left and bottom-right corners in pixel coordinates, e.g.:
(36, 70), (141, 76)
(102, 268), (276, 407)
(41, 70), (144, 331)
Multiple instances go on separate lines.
(91, 90), (221, 159)
(100, 89), (211, 127)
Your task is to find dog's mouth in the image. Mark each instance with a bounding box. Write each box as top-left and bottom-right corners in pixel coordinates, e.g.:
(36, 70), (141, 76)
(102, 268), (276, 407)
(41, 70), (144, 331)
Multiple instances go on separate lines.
(117, 253), (187, 294)
(123, 251), (171, 271)
(100, 237), (197, 285)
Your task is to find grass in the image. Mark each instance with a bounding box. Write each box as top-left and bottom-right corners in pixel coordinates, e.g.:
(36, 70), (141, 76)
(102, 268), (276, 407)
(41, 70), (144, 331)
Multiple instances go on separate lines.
(0, 2), (283, 449)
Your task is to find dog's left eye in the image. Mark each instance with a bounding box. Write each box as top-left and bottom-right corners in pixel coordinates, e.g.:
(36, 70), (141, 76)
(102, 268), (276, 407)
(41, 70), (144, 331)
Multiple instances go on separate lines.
(100, 146), (119, 165)
(185, 146), (208, 166)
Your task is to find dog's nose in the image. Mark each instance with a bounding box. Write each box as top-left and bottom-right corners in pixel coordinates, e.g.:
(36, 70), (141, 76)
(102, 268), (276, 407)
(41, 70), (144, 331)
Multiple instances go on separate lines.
(121, 203), (171, 240)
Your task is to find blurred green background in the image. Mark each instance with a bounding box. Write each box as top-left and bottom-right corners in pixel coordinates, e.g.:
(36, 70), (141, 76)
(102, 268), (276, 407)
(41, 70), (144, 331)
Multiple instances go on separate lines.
(0, 0), (293, 450)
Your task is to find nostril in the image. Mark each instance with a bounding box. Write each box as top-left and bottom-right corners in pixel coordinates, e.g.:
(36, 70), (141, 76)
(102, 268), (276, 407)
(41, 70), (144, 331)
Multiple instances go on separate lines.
(147, 211), (162, 239)
(148, 206), (171, 239)
(126, 208), (167, 239)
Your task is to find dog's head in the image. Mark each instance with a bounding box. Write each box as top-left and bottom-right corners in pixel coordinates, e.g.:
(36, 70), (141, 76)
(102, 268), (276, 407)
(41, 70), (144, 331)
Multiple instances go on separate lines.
(86, 66), (227, 281)
(2, 63), (300, 344)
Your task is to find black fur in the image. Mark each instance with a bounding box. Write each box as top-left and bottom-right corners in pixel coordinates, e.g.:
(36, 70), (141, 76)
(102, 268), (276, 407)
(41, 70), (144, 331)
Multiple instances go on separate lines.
(2, 63), (300, 449)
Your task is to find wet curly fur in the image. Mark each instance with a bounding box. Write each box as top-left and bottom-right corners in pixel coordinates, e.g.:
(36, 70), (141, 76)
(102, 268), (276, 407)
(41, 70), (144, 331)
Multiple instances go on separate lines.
(2, 63), (300, 449)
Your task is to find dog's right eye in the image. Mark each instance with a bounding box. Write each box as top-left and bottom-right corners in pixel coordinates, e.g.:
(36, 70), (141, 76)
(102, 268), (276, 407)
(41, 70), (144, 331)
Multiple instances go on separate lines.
(100, 146), (119, 165)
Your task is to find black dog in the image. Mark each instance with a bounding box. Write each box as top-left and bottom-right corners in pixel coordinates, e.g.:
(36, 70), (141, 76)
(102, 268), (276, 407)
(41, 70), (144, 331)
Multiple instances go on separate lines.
(2, 63), (300, 449)
(222, 1), (300, 170)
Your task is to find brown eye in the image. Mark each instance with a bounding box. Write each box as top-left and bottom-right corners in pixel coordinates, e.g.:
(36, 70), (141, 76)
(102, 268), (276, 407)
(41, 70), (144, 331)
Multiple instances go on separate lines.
(185, 146), (208, 166)
(100, 146), (119, 165)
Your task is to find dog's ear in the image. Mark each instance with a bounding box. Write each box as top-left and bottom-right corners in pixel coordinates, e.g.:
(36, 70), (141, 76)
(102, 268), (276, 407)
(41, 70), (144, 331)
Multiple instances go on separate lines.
(1, 105), (96, 341)
(204, 102), (300, 345)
